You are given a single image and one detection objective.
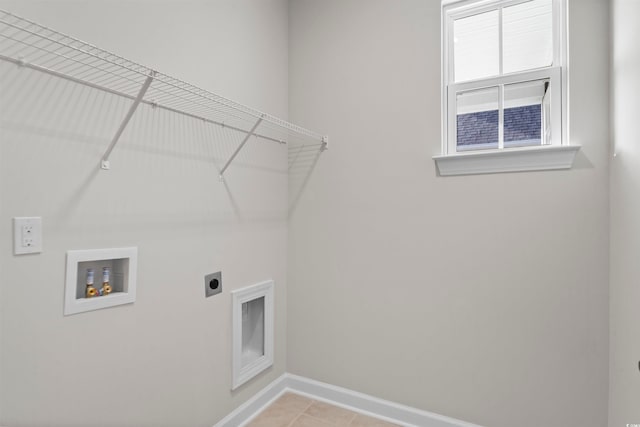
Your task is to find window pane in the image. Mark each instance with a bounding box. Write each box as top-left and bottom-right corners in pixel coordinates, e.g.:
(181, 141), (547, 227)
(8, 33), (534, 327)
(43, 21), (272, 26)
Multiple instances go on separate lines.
(456, 87), (499, 151)
(453, 10), (499, 82)
(504, 79), (548, 147)
(503, 0), (553, 74)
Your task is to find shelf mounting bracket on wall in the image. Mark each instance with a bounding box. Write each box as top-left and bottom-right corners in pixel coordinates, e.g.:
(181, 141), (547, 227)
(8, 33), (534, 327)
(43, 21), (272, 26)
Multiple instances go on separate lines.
(218, 115), (264, 181)
(101, 71), (156, 170)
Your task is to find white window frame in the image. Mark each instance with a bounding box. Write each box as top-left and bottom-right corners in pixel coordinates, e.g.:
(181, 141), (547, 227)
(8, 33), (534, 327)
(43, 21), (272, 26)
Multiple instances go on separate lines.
(435, 0), (579, 176)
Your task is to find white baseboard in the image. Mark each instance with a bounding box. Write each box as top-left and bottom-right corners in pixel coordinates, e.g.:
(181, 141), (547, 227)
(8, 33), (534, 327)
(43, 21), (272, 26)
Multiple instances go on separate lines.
(213, 373), (484, 427)
(212, 375), (288, 427)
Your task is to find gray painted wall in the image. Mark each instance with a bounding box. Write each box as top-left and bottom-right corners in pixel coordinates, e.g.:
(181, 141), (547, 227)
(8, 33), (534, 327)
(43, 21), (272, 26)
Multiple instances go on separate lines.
(0, 1), (289, 425)
(609, 0), (640, 425)
(0, 1), (619, 426)
(287, 1), (609, 426)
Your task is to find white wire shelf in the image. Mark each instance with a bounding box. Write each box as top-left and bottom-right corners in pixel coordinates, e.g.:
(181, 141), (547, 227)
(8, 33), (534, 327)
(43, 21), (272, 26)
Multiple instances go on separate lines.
(0, 9), (328, 177)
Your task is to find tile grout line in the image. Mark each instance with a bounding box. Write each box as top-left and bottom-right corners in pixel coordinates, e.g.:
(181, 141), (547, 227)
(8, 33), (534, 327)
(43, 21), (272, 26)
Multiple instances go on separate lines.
(299, 399), (358, 427)
(298, 392), (399, 427)
(275, 392), (398, 427)
(301, 413), (343, 426)
(285, 398), (316, 427)
(286, 413), (303, 427)
(347, 411), (357, 426)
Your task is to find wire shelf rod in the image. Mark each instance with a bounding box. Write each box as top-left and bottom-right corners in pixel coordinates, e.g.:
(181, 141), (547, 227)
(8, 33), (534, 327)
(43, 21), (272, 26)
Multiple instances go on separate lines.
(287, 145), (326, 155)
(0, 8), (327, 156)
(43, 49), (123, 76)
(32, 48), (94, 72)
(0, 12), (325, 140)
(26, 33), (79, 63)
(0, 18), (151, 78)
(0, 54), (285, 146)
(36, 46), (141, 87)
(0, 33), (148, 90)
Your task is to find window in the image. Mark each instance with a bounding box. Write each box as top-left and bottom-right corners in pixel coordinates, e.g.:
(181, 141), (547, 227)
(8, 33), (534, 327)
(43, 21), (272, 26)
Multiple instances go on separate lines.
(436, 0), (578, 176)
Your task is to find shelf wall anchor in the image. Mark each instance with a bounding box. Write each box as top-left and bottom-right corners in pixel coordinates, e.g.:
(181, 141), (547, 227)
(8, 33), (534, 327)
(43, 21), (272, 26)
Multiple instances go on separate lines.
(101, 71), (156, 170)
(219, 115), (265, 181)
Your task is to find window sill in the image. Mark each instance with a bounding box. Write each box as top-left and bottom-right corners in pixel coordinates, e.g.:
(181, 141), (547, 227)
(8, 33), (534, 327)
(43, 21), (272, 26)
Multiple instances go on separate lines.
(433, 145), (581, 176)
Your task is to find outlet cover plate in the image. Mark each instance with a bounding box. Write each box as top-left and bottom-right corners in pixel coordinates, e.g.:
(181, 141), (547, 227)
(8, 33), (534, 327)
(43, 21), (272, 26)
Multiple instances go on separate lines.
(13, 217), (42, 255)
(205, 271), (222, 298)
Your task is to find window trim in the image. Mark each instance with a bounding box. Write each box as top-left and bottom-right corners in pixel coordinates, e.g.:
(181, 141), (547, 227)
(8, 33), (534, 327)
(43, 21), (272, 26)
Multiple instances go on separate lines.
(434, 145), (580, 176)
(436, 0), (577, 175)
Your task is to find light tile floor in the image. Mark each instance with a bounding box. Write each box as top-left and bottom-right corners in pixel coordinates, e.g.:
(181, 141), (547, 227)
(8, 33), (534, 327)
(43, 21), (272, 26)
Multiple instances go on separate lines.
(246, 393), (400, 427)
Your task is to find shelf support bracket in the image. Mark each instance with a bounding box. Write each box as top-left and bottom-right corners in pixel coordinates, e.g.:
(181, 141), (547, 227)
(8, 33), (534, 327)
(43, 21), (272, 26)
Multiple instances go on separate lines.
(219, 115), (264, 181)
(101, 71), (156, 170)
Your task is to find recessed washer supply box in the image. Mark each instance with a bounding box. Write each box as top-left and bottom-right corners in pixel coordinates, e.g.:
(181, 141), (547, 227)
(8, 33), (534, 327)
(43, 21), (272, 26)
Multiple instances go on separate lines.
(64, 247), (138, 316)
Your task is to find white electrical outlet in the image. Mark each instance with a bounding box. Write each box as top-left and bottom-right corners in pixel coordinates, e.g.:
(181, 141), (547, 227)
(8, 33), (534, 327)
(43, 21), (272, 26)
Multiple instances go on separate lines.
(22, 224), (34, 247)
(13, 217), (42, 255)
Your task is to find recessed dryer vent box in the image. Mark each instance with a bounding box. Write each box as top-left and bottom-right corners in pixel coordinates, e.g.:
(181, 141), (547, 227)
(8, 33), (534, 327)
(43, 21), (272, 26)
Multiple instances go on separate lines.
(231, 280), (274, 390)
(64, 247), (138, 316)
